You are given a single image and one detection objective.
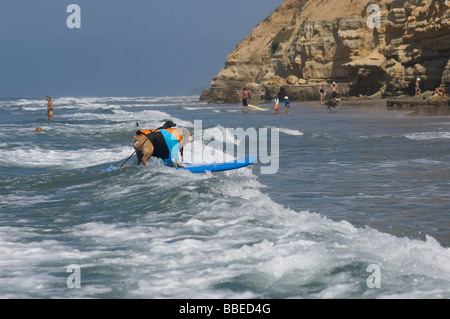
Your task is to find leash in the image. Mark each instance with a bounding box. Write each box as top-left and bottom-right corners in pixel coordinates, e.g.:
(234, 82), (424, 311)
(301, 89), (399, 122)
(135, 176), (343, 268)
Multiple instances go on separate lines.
(119, 135), (150, 169)
(119, 151), (136, 169)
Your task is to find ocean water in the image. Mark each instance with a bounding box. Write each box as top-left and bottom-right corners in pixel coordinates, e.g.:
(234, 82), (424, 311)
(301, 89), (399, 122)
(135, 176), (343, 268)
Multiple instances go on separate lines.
(0, 96), (449, 299)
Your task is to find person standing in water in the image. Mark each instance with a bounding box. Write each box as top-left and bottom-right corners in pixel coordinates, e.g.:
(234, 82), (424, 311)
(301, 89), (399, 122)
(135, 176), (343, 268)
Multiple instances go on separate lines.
(319, 86), (326, 103)
(284, 96), (291, 114)
(274, 96), (280, 115)
(46, 96), (54, 120)
(242, 88), (249, 112)
(330, 82), (338, 103)
(414, 78), (423, 99)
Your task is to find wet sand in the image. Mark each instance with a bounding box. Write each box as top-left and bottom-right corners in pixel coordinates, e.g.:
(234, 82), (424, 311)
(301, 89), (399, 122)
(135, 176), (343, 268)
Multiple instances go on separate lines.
(287, 98), (450, 116)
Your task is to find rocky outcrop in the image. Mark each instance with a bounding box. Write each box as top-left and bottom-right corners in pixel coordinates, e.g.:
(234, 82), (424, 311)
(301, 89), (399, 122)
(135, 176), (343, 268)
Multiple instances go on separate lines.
(200, 0), (450, 104)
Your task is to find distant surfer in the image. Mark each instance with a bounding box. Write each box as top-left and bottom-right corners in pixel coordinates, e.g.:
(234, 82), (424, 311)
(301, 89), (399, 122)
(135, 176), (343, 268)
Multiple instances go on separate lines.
(34, 127), (45, 132)
(242, 88), (249, 112)
(46, 96), (54, 120)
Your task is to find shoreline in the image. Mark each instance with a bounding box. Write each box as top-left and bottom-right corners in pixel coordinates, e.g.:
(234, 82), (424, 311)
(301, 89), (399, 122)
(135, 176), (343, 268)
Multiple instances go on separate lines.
(219, 96), (450, 116)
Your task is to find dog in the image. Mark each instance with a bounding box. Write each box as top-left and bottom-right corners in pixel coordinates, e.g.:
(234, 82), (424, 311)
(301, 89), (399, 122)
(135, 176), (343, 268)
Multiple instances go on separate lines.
(34, 127), (45, 132)
(322, 98), (341, 112)
(133, 122), (193, 167)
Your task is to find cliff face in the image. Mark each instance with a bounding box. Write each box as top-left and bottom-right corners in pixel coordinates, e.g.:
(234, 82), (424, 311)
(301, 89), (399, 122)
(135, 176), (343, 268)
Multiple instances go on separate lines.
(200, 0), (450, 103)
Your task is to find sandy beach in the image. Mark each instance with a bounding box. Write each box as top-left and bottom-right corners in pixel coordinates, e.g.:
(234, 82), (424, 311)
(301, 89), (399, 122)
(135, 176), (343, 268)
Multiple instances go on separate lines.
(253, 96), (450, 116)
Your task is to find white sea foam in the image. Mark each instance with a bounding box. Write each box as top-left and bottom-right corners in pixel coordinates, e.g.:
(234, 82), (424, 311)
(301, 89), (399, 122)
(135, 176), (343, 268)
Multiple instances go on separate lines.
(405, 132), (450, 140)
(182, 106), (215, 111)
(274, 127), (304, 136)
(2, 193), (448, 299)
(0, 146), (132, 169)
(0, 194), (60, 208)
(62, 175), (450, 299)
(1, 96), (200, 113)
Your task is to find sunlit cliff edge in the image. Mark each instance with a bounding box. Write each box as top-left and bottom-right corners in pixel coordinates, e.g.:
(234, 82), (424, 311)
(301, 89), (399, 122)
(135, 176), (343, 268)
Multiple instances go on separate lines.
(200, 0), (450, 105)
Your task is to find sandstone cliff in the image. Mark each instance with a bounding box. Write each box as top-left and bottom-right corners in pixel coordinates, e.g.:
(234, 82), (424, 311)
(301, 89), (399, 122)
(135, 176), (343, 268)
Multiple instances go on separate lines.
(200, 0), (450, 104)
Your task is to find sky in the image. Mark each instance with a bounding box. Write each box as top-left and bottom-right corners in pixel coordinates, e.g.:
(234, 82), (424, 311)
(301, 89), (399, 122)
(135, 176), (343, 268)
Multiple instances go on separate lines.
(0, 0), (285, 98)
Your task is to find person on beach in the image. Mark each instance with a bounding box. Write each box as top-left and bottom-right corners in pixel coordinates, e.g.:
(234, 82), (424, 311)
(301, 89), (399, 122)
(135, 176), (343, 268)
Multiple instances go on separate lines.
(414, 78), (423, 99)
(330, 82), (338, 103)
(274, 96), (280, 115)
(435, 86), (448, 99)
(246, 88), (253, 101)
(284, 96), (291, 114)
(46, 96), (54, 120)
(242, 88), (249, 112)
(319, 86), (326, 103)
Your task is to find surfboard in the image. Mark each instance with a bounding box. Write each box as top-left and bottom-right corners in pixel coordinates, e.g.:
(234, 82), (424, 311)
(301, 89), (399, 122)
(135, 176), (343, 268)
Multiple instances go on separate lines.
(248, 104), (269, 111)
(104, 157), (257, 174)
(177, 157), (257, 174)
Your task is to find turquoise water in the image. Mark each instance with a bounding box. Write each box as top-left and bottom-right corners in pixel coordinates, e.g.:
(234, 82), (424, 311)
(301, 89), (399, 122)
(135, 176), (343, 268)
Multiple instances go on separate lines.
(0, 96), (449, 298)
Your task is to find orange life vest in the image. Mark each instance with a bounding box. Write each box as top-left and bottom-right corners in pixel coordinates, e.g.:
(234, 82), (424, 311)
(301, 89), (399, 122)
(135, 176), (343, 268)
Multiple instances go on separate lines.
(137, 129), (183, 143)
(137, 129), (157, 136)
(164, 128), (183, 143)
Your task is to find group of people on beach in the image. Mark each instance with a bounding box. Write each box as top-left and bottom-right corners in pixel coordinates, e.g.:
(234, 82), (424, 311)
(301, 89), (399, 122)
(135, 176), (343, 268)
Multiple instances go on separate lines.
(273, 96), (290, 115)
(319, 82), (339, 103)
(242, 76), (450, 115)
(243, 82), (341, 115)
(243, 87), (291, 115)
(414, 78), (449, 100)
